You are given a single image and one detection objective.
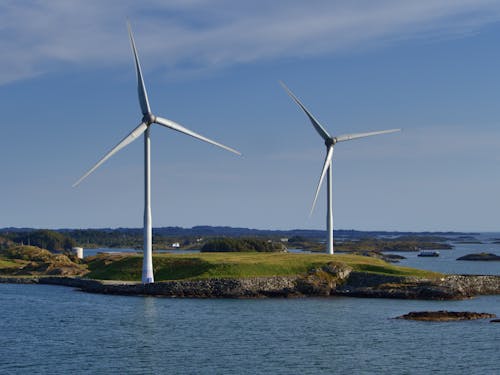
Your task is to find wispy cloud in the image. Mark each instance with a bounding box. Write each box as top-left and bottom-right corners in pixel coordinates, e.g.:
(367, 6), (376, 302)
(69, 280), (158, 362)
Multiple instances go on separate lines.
(1, 0), (500, 84)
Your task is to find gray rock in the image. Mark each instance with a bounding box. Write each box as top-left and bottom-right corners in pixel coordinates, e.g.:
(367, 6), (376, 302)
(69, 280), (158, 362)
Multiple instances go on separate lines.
(2, 272), (500, 300)
(396, 311), (496, 321)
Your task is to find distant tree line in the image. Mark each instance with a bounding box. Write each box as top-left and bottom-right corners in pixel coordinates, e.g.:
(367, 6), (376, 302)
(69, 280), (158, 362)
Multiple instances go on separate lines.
(63, 229), (143, 249)
(2, 230), (76, 252)
(201, 238), (286, 252)
(0, 227), (458, 253)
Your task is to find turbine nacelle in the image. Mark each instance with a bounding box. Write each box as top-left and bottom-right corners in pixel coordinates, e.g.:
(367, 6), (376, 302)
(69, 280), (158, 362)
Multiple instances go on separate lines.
(325, 138), (336, 147)
(142, 112), (156, 125)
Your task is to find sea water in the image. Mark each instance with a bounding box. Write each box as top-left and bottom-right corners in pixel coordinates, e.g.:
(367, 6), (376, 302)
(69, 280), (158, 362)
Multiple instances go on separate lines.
(0, 284), (498, 374)
(1, 233), (499, 374)
(391, 233), (500, 275)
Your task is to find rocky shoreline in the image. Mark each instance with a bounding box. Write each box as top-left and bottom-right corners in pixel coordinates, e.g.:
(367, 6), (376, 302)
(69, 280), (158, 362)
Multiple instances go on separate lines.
(2, 269), (500, 300)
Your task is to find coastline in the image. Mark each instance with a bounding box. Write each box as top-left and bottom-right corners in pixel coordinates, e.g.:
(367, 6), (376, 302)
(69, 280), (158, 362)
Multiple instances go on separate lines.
(2, 273), (499, 300)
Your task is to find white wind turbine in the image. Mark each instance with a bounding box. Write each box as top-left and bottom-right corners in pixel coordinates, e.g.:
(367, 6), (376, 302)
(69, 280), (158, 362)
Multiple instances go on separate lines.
(280, 82), (400, 255)
(73, 23), (241, 283)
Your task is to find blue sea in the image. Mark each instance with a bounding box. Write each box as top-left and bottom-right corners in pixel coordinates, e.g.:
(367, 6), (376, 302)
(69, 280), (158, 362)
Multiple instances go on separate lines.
(1, 233), (499, 374)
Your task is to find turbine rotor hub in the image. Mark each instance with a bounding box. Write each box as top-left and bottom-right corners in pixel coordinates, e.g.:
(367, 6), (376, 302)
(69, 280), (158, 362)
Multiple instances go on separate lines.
(325, 137), (336, 147)
(142, 113), (156, 125)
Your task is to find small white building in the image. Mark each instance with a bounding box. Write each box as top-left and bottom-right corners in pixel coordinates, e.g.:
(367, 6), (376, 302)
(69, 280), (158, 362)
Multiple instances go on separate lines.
(72, 247), (84, 259)
(171, 242), (180, 248)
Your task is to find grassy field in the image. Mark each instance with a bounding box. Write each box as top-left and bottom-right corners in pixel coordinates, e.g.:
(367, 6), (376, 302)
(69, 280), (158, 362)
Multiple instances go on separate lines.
(85, 252), (442, 281)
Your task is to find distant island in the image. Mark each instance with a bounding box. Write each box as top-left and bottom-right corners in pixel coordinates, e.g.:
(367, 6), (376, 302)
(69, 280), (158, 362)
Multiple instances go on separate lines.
(288, 235), (452, 253)
(457, 252), (500, 261)
(0, 227), (459, 254)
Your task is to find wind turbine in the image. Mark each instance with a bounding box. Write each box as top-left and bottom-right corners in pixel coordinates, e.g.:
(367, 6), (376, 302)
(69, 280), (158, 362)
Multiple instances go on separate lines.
(73, 23), (241, 283)
(280, 82), (400, 255)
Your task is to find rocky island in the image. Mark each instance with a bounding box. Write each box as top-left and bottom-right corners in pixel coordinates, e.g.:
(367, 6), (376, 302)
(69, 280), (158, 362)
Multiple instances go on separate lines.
(457, 252), (500, 261)
(1, 246), (500, 300)
(395, 311), (496, 321)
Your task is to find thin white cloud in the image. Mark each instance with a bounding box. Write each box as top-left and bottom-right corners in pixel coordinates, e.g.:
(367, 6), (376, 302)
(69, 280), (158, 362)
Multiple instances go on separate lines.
(336, 124), (500, 163)
(1, 0), (500, 84)
(266, 124), (500, 164)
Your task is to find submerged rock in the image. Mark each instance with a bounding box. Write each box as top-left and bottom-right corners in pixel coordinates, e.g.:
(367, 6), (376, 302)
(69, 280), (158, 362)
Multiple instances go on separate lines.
(396, 311), (496, 321)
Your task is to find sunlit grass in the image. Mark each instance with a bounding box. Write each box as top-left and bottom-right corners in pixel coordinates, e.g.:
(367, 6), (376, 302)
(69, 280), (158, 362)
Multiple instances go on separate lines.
(85, 252), (442, 281)
(0, 258), (22, 268)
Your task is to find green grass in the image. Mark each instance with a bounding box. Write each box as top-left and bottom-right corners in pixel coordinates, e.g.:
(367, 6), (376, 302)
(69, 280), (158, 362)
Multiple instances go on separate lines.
(0, 257), (28, 275)
(85, 252), (442, 281)
(330, 254), (442, 277)
(0, 258), (23, 268)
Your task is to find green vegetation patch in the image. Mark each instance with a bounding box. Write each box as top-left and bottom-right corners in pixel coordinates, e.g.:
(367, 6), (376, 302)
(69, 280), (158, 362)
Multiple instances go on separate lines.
(84, 252), (442, 281)
(0, 258), (28, 274)
(0, 259), (21, 268)
(332, 254), (441, 278)
(1, 230), (76, 252)
(85, 254), (142, 280)
(1, 245), (55, 262)
(201, 237), (285, 252)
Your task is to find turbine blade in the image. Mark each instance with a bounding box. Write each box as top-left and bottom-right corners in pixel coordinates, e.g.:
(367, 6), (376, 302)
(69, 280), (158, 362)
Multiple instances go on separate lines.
(279, 81), (331, 141)
(335, 128), (401, 142)
(310, 146), (334, 216)
(154, 116), (241, 156)
(73, 122), (148, 187)
(127, 21), (151, 115)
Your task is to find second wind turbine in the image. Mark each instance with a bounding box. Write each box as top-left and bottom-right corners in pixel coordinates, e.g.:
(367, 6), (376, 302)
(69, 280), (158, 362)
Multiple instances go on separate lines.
(280, 82), (400, 255)
(74, 23), (240, 283)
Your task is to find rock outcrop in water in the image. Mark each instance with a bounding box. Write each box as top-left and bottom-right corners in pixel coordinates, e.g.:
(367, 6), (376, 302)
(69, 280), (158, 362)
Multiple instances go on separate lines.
(395, 311), (496, 321)
(336, 273), (500, 300)
(457, 253), (500, 261)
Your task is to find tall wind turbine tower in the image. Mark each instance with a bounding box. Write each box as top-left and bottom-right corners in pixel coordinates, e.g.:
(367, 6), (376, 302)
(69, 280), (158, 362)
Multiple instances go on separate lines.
(280, 82), (400, 255)
(74, 23), (240, 283)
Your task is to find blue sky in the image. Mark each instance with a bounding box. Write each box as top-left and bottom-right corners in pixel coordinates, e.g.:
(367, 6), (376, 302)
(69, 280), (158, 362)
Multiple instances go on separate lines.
(1, 0), (500, 232)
